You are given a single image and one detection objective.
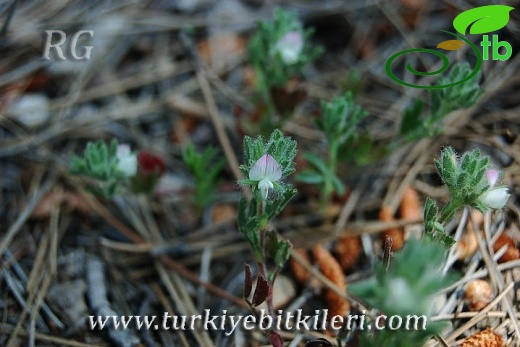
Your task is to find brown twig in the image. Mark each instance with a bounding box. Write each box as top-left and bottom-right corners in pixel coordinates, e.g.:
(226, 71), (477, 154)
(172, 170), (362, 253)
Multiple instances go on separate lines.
(178, 30), (249, 198)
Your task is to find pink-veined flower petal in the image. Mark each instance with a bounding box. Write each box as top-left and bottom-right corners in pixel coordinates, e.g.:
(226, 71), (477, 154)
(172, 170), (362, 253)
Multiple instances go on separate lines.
(263, 154), (282, 181)
(249, 154), (282, 182)
(485, 169), (500, 187)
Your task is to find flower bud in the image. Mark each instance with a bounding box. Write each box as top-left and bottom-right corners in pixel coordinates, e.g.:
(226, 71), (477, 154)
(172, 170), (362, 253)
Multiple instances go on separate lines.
(138, 151), (166, 176)
(485, 169), (499, 187)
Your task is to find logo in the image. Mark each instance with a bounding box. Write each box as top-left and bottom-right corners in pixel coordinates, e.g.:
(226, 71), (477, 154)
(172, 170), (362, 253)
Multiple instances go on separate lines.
(42, 30), (94, 61)
(386, 5), (514, 89)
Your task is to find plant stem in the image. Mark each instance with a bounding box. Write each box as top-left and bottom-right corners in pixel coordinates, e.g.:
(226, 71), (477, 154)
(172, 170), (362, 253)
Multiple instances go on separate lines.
(255, 66), (279, 136)
(321, 141), (339, 210)
(439, 199), (461, 224)
(255, 197), (277, 325)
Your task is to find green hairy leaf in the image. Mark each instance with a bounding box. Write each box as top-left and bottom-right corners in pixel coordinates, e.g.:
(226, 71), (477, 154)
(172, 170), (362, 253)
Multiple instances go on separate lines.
(350, 238), (457, 346)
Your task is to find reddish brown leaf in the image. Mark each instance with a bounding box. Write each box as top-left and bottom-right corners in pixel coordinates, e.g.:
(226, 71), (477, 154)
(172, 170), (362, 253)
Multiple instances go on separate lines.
(268, 331), (284, 347)
(252, 273), (270, 307)
(244, 263), (253, 299)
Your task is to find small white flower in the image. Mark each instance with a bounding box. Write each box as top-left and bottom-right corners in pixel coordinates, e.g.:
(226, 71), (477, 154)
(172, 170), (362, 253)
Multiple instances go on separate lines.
(479, 187), (510, 209)
(274, 31), (303, 64)
(249, 154), (282, 200)
(478, 169), (509, 209)
(116, 144), (137, 177)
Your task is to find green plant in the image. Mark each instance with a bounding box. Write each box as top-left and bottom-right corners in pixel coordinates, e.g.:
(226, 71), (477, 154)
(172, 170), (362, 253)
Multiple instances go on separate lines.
(248, 8), (321, 91)
(349, 238), (457, 347)
(248, 8), (322, 134)
(340, 148), (510, 347)
(297, 63), (484, 201)
(239, 129), (297, 264)
(71, 140), (166, 198)
(182, 142), (225, 212)
(297, 92), (367, 207)
(422, 147), (510, 247)
(399, 63), (483, 143)
(238, 129), (297, 345)
(70, 139), (137, 199)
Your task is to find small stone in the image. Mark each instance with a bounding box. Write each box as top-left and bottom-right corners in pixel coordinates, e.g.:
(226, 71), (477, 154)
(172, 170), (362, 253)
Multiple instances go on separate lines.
(8, 94), (49, 128)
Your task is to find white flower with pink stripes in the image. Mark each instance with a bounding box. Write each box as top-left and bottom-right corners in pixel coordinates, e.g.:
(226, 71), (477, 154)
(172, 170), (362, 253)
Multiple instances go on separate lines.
(249, 154), (282, 200)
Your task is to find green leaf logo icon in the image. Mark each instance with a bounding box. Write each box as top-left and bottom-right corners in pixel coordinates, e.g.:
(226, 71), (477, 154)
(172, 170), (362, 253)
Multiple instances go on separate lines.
(453, 5), (514, 35)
